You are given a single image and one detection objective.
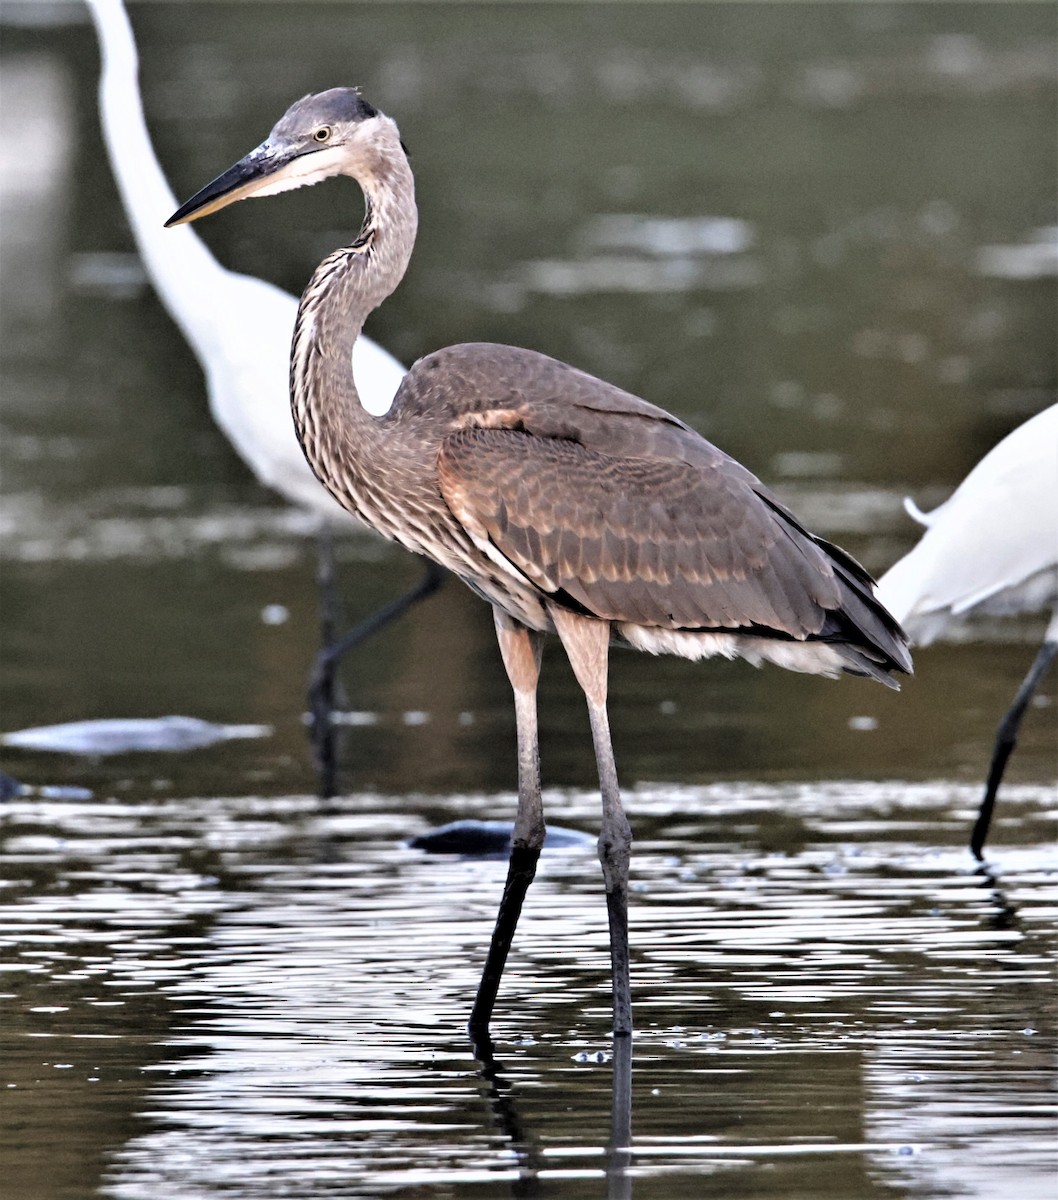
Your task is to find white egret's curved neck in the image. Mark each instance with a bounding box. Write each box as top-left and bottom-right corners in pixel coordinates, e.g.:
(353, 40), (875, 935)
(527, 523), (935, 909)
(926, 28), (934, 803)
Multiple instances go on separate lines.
(87, 0), (229, 357)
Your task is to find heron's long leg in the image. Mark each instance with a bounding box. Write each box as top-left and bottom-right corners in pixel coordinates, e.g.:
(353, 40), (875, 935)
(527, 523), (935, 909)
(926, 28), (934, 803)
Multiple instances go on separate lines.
(971, 635), (1057, 860)
(469, 609), (545, 1036)
(550, 606), (633, 1037)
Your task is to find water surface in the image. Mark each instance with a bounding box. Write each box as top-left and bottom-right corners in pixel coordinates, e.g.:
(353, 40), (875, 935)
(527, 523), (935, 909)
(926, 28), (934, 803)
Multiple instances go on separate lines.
(3, 781), (1055, 1198)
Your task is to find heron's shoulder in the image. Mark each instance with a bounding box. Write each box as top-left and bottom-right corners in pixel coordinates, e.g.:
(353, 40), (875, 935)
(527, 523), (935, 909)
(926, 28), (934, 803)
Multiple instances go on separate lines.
(391, 342), (725, 467)
(397, 343), (592, 404)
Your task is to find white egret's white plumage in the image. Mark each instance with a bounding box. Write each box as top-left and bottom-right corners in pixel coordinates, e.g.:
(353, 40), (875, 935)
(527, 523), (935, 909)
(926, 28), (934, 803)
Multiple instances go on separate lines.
(86, 0), (405, 515)
(876, 404), (1058, 858)
(86, 1), (444, 798)
(877, 406), (1058, 645)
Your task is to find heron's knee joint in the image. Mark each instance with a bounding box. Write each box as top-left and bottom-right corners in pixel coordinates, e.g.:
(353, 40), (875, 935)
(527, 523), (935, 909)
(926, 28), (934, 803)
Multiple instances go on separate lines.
(513, 817), (546, 852)
(598, 829), (632, 862)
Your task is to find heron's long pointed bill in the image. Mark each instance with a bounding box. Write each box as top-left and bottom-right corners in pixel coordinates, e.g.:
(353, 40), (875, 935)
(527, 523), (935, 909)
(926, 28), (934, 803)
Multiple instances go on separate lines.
(165, 144), (279, 226)
(166, 141), (339, 227)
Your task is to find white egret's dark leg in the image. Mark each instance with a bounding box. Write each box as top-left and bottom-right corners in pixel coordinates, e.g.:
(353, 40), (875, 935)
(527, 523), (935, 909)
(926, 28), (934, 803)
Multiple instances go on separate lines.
(971, 635), (1057, 860)
(307, 559), (446, 797)
(308, 559), (445, 708)
(469, 609), (545, 1036)
(311, 523), (342, 797)
(550, 606), (633, 1037)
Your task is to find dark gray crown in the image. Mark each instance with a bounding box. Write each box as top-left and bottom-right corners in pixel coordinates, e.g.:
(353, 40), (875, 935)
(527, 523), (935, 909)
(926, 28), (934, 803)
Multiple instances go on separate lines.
(273, 88), (379, 139)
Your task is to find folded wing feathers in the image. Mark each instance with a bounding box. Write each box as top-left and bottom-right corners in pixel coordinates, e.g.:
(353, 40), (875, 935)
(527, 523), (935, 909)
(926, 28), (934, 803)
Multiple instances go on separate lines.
(442, 428), (828, 635)
(426, 344), (910, 681)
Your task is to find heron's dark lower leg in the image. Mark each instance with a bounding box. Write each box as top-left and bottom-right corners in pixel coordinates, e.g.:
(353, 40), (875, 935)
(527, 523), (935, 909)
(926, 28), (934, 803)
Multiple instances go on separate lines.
(551, 606), (633, 1037)
(469, 611), (545, 1035)
(971, 637), (1057, 860)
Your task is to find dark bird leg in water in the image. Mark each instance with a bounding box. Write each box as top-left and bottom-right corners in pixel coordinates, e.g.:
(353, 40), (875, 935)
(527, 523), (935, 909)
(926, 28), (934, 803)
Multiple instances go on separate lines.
(551, 606), (633, 1037)
(469, 605), (635, 1037)
(470, 610), (545, 1035)
(311, 524), (343, 798)
(309, 553), (446, 799)
(971, 636), (1057, 860)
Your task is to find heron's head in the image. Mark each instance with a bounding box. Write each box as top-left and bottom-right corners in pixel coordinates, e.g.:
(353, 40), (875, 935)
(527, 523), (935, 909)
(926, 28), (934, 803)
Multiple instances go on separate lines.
(166, 88), (400, 226)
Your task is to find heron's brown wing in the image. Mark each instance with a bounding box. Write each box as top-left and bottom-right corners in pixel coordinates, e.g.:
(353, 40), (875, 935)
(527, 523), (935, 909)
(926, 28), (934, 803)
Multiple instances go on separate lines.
(397, 343), (740, 471)
(437, 426), (843, 636)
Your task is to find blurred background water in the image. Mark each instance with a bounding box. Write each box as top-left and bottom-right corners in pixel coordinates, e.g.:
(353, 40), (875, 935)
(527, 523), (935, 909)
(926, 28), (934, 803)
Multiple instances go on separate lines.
(0, 3), (1055, 1198)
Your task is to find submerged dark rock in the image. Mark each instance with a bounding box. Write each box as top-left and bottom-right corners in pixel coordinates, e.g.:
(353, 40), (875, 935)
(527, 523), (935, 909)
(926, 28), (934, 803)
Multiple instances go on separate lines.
(410, 819), (592, 858)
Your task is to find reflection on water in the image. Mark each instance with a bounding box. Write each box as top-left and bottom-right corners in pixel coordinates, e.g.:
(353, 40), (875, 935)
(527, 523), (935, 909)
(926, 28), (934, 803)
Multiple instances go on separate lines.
(1, 716), (271, 755)
(2, 782), (1054, 1198)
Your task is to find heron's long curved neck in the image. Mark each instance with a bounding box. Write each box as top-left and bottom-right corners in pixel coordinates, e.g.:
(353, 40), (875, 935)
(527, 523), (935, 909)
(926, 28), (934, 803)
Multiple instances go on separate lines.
(88, 0), (229, 357)
(290, 131), (417, 508)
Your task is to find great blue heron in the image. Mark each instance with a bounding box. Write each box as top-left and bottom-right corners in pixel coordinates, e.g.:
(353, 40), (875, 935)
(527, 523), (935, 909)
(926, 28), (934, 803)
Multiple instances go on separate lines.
(86, 0), (443, 791)
(877, 404), (1057, 860)
(168, 88), (911, 1037)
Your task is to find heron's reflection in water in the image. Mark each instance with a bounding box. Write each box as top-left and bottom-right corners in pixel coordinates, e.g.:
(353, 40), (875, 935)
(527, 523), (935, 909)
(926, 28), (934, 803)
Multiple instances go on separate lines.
(972, 859), (1022, 934)
(472, 1032), (634, 1198)
(607, 1035), (633, 1200)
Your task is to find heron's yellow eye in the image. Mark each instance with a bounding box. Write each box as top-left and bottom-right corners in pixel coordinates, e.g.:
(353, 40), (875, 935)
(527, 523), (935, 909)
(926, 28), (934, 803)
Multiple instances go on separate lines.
(313, 126), (332, 143)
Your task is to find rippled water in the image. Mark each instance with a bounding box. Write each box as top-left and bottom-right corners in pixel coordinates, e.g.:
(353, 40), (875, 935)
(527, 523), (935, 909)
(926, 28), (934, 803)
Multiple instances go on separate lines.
(2, 2), (1056, 1197)
(3, 782), (1056, 1199)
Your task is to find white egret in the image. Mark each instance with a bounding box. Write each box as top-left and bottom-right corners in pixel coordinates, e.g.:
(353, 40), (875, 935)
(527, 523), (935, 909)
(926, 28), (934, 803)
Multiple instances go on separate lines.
(876, 404), (1058, 858)
(85, 0), (442, 792)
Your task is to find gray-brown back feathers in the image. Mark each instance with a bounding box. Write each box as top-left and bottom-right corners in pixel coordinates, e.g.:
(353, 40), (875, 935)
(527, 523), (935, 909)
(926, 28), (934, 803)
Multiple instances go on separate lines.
(390, 343), (911, 686)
